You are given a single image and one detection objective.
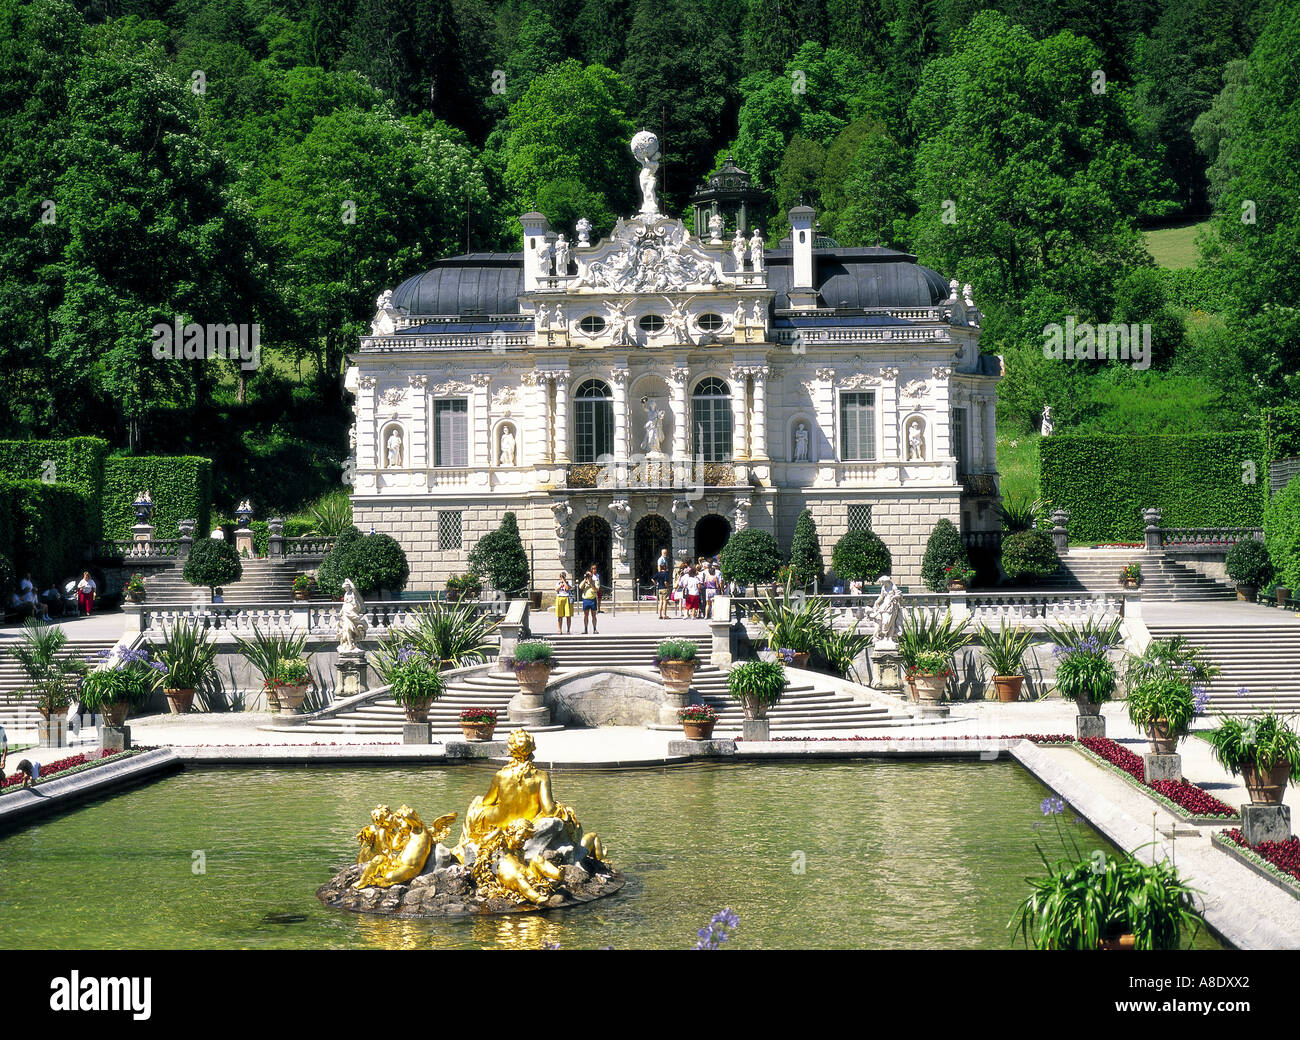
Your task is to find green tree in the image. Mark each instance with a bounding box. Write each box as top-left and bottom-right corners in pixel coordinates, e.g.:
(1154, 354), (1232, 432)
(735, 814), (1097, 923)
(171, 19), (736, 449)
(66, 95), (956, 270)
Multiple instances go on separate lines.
(183, 538), (243, 594)
(1264, 476), (1300, 591)
(468, 511), (530, 596)
(921, 518), (969, 592)
(831, 530), (892, 583)
(788, 509), (824, 586)
(1191, 59), (1248, 213)
(719, 528), (783, 588)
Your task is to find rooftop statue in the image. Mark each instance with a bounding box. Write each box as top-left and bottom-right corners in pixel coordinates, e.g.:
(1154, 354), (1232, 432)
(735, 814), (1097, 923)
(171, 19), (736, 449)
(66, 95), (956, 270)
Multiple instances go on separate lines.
(631, 130), (661, 218)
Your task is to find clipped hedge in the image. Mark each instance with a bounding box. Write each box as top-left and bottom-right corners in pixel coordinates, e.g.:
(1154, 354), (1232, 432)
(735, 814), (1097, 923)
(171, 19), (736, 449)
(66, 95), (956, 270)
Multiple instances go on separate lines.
(102, 456), (213, 541)
(0, 477), (92, 584)
(1039, 433), (1266, 544)
(1264, 475), (1300, 590)
(0, 437), (107, 542)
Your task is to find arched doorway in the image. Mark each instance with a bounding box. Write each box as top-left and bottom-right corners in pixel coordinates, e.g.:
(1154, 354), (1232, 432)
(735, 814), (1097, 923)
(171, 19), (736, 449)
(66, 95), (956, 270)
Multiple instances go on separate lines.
(634, 514), (672, 593)
(694, 514), (731, 560)
(574, 515), (612, 591)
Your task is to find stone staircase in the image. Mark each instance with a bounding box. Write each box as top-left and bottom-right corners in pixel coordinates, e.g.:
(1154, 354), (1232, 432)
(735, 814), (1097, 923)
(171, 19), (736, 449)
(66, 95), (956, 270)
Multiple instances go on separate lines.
(1031, 551), (1235, 602)
(136, 557), (317, 605)
(0, 637), (122, 730)
(297, 632), (916, 737)
(1147, 623), (1300, 716)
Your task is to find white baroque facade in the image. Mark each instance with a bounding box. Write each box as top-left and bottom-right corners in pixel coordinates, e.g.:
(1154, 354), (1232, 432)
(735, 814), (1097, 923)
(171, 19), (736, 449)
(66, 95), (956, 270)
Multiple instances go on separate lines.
(347, 134), (1001, 597)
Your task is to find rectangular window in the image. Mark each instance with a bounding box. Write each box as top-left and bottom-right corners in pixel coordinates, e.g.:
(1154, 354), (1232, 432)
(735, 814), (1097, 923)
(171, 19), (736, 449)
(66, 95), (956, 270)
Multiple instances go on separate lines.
(847, 505), (872, 533)
(438, 511), (462, 550)
(434, 399), (468, 467)
(952, 407), (968, 473)
(693, 397), (733, 462)
(839, 391), (876, 461)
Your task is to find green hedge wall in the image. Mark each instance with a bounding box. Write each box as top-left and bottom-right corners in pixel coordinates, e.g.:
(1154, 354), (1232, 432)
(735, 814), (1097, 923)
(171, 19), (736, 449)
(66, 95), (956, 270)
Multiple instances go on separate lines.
(1039, 433), (1267, 543)
(0, 477), (92, 584)
(0, 437), (107, 541)
(102, 456), (213, 540)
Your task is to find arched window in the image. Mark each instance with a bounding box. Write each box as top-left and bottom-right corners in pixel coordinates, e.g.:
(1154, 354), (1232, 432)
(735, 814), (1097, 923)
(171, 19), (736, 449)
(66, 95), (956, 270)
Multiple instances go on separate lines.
(692, 377), (732, 462)
(574, 379), (614, 463)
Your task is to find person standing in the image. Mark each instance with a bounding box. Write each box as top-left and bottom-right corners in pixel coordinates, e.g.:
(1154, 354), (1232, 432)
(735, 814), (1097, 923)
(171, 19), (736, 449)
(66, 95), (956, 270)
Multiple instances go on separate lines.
(75, 571), (97, 616)
(682, 565), (700, 618)
(0, 723), (7, 783)
(555, 572), (575, 634)
(703, 563), (720, 619)
(578, 569), (600, 634)
(654, 551), (671, 620)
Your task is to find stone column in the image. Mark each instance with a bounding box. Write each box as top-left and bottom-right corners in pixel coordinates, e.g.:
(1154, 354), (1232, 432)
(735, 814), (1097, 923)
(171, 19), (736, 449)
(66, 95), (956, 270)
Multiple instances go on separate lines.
(522, 372), (547, 465)
(729, 366), (749, 460)
(670, 365), (690, 460)
(553, 371), (570, 464)
(357, 375), (378, 476)
(750, 366), (769, 459)
(969, 397), (984, 475)
(611, 367), (629, 463)
(878, 367), (899, 460)
(407, 375), (429, 468)
(471, 373), (490, 466)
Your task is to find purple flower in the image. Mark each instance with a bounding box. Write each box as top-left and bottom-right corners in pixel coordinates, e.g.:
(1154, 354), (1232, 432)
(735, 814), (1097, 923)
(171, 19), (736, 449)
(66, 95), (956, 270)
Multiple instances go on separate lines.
(1040, 796), (1065, 816)
(1192, 688), (1210, 716)
(1237, 686), (1250, 698)
(693, 907), (740, 950)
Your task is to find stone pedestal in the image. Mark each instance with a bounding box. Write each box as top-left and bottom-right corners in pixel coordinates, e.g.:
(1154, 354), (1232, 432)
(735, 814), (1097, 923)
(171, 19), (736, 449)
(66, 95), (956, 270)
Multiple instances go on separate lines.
(1076, 714), (1106, 739)
(742, 719), (769, 742)
(101, 725), (131, 752)
(667, 738), (737, 757)
(508, 693), (551, 727)
(37, 716), (68, 748)
(869, 648), (904, 697)
(234, 525), (255, 557)
(337, 650), (369, 699)
(1242, 803), (1291, 846)
(659, 692), (688, 727)
(1142, 753), (1181, 783)
(131, 522), (154, 544)
(402, 722), (431, 745)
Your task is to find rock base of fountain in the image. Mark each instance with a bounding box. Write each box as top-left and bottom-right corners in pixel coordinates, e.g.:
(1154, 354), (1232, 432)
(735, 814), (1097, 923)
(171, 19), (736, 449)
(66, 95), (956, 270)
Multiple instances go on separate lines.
(317, 856), (624, 918)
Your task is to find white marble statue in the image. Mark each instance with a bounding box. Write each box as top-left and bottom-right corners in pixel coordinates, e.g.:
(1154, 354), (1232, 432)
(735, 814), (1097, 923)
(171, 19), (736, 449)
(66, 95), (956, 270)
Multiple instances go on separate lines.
(748, 229), (764, 272)
(868, 576), (902, 648)
(731, 229), (746, 271)
(962, 283), (975, 307)
(552, 499), (572, 539)
(536, 239), (555, 276)
(667, 298), (690, 343)
(708, 212), (724, 244)
(554, 234), (571, 276)
(906, 418), (925, 461)
(370, 289), (402, 336)
(631, 131), (661, 217)
(642, 397), (666, 455)
(498, 426), (516, 467)
(385, 427), (403, 468)
(576, 217), (592, 247)
(1041, 404), (1054, 437)
(338, 579), (368, 654)
(793, 423), (810, 462)
(733, 299), (745, 330)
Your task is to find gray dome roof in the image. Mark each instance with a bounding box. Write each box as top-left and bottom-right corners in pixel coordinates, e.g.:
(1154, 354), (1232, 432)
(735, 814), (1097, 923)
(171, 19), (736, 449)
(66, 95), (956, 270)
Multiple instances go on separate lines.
(391, 253), (523, 316)
(813, 247), (950, 308)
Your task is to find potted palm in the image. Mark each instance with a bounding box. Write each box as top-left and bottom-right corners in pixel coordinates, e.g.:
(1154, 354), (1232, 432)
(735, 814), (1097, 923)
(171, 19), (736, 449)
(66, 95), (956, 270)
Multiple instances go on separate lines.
(1120, 562), (1141, 589)
(377, 647), (444, 722)
(900, 610), (972, 704)
(978, 621), (1034, 703)
(1205, 713), (1300, 805)
(374, 599), (500, 671)
(727, 658), (787, 740)
(1126, 674), (1196, 755)
(124, 573), (147, 604)
(460, 707), (499, 741)
(1225, 538), (1272, 603)
(678, 702), (720, 740)
(655, 639), (699, 695)
(233, 623), (309, 713)
(512, 641), (554, 711)
(79, 646), (165, 727)
(292, 574), (314, 601)
(7, 620), (87, 745)
(755, 579), (829, 668)
(149, 619), (218, 714)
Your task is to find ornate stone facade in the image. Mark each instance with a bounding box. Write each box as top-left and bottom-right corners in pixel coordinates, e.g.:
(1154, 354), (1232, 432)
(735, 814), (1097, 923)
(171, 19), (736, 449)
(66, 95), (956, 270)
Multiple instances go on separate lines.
(348, 134), (1001, 597)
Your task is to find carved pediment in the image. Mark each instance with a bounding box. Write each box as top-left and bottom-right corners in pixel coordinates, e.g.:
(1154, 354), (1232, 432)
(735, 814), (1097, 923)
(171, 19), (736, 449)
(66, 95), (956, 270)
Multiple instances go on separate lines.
(572, 217), (723, 294)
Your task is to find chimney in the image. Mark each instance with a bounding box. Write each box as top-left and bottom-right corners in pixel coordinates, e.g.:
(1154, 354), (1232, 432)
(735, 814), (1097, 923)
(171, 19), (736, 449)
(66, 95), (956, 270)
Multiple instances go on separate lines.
(520, 212), (550, 292)
(787, 205), (819, 309)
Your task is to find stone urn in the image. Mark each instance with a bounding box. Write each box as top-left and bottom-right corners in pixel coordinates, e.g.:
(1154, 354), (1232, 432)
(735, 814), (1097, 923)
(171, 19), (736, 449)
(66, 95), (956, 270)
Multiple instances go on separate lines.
(514, 661), (552, 704)
(165, 687), (195, 714)
(906, 676), (919, 702)
(1241, 762), (1290, 805)
(1122, 578), (1139, 591)
(275, 683), (308, 715)
(947, 581), (966, 593)
(1075, 693), (1102, 717)
(126, 590), (146, 604)
(1145, 719), (1178, 755)
(992, 675), (1023, 703)
(263, 683), (280, 712)
(293, 589), (311, 602)
(100, 700), (130, 727)
(912, 673), (947, 703)
(1235, 583), (1257, 603)
(461, 720), (497, 741)
(682, 719), (716, 740)
(659, 660), (696, 696)
(403, 697), (434, 724)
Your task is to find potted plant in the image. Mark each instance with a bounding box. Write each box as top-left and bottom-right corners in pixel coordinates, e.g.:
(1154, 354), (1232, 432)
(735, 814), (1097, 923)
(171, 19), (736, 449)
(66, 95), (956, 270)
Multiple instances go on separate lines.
(7, 620), (87, 744)
(727, 658), (787, 739)
(899, 610), (972, 704)
(718, 528), (784, 596)
(944, 561), (976, 592)
(754, 580), (829, 668)
(79, 646), (165, 727)
(1206, 713), (1300, 804)
(460, 707), (499, 741)
(1126, 673), (1196, 755)
(124, 573), (147, 603)
(1120, 562), (1141, 589)
(978, 621), (1033, 703)
(149, 619), (218, 714)
(1225, 538), (1272, 602)
(445, 572), (483, 603)
(377, 647), (445, 722)
(233, 623), (309, 713)
(270, 657), (312, 715)
(292, 574), (314, 601)
(1045, 618), (1122, 718)
(512, 640), (554, 708)
(678, 702), (720, 740)
(655, 639), (699, 695)
(373, 599), (500, 671)
(182, 537), (243, 599)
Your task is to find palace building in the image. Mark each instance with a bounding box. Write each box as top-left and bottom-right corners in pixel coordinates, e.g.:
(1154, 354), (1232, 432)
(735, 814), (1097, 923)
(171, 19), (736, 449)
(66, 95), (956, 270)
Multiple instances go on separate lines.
(346, 133), (1001, 599)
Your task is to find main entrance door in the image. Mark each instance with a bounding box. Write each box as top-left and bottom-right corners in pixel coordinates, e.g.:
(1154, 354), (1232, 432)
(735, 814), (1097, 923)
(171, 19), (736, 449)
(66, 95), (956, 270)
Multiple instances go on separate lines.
(694, 514), (732, 559)
(573, 516), (612, 592)
(634, 514), (672, 594)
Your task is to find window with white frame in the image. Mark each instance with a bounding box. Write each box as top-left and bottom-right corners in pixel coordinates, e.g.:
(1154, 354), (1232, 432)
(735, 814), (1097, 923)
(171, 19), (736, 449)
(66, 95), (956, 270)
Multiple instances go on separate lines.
(839, 391), (876, 461)
(574, 379), (614, 463)
(692, 377), (733, 462)
(434, 398), (468, 467)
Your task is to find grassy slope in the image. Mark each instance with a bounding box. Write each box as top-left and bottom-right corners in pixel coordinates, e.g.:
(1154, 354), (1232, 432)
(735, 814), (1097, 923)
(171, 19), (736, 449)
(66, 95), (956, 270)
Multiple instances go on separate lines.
(1142, 220), (1211, 269)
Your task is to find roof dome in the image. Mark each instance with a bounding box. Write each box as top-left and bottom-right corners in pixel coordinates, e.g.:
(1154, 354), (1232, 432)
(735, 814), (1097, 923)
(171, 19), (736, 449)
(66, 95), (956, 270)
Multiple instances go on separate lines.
(390, 253), (523, 316)
(813, 247), (950, 308)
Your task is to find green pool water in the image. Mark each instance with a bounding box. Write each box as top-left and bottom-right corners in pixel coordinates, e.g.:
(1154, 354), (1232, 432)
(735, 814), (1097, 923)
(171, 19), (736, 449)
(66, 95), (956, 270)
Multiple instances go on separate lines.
(0, 761), (1222, 949)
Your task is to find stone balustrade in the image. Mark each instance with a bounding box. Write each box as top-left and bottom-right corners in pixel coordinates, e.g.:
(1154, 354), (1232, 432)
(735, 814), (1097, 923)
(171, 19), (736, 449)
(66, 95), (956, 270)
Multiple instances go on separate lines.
(96, 538), (184, 560)
(1158, 527), (1262, 551)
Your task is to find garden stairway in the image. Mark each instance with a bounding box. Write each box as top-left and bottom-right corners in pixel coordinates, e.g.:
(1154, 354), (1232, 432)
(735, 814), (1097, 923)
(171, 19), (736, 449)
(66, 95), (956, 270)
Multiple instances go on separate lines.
(132, 557), (318, 605)
(1146, 623), (1300, 716)
(295, 632), (918, 737)
(0, 637), (122, 731)
(1029, 551), (1235, 602)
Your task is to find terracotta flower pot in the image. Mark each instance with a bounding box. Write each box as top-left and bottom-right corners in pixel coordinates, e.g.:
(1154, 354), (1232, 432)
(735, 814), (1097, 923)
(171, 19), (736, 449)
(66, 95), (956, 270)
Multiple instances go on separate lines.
(913, 673), (947, 703)
(1145, 719), (1178, 755)
(515, 660), (552, 698)
(1098, 934), (1137, 950)
(947, 581), (966, 592)
(126, 590), (146, 604)
(461, 721), (496, 741)
(1241, 762), (1291, 805)
(293, 589), (311, 601)
(906, 678), (918, 702)
(992, 675), (1023, 703)
(165, 687), (195, 714)
(659, 660), (696, 696)
(790, 651), (810, 669)
(1277, 587), (1292, 606)
(275, 683), (308, 715)
(403, 697), (433, 723)
(263, 684), (280, 712)
(100, 700), (130, 727)
(1122, 578), (1139, 590)
(682, 719), (716, 740)
(740, 695), (769, 721)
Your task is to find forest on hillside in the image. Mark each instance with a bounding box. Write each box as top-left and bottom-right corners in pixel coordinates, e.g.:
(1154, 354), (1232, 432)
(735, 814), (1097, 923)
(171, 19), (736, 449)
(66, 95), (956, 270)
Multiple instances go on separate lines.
(1, 0), (1296, 512)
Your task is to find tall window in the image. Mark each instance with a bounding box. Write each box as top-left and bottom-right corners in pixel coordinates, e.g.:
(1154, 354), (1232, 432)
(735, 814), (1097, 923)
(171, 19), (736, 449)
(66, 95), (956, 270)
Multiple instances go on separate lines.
(952, 407), (968, 473)
(574, 379), (614, 463)
(434, 398), (468, 467)
(692, 377), (733, 462)
(839, 392), (876, 461)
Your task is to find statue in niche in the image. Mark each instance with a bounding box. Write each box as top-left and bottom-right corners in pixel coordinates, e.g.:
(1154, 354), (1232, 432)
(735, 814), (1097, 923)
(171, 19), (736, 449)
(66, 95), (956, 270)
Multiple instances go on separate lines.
(750, 299), (764, 326)
(631, 131), (661, 217)
(793, 423), (810, 462)
(733, 299), (745, 331)
(576, 217), (592, 247)
(499, 426), (516, 467)
(385, 427), (403, 468)
(642, 397), (666, 455)
(731, 229), (746, 272)
(748, 229), (764, 272)
(554, 234), (571, 276)
(708, 212), (724, 244)
(906, 418), (926, 461)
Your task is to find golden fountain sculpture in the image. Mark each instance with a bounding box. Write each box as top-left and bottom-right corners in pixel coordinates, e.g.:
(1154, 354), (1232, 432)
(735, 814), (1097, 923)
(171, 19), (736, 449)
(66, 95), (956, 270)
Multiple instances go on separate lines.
(349, 730), (608, 908)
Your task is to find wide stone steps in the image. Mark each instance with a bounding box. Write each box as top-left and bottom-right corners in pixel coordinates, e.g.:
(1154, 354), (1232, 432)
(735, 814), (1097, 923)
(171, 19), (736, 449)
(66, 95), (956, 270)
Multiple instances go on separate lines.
(1146, 624), (1300, 715)
(1030, 556), (1235, 601)
(0, 638), (122, 730)
(130, 557), (318, 605)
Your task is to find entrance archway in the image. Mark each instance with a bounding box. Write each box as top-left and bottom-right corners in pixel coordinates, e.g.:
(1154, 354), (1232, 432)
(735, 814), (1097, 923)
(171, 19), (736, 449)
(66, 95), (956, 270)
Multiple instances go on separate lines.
(574, 515), (612, 591)
(694, 514), (732, 560)
(634, 514), (672, 592)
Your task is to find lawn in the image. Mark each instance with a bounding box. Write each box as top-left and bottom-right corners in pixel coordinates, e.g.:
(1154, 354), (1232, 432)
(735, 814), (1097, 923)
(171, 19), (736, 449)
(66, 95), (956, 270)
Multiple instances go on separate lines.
(1143, 220), (1211, 269)
(996, 429), (1040, 504)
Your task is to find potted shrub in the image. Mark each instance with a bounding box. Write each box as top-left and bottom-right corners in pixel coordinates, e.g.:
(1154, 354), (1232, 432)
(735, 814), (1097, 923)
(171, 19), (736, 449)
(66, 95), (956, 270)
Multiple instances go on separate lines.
(831, 529), (893, 588)
(182, 537), (243, 599)
(718, 528), (783, 594)
(899, 610), (972, 703)
(445, 572), (482, 603)
(1225, 538), (1272, 602)
(944, 561), (976, 592)
(655, 639), (699, 695)
(754, 580), (829, 668)
(292, 574), (314, 601)
(1000, 529), (1060, 583)
(513, 640), (554, 707)
(460, 706), (499, 741)
(1045, 618), (1122, 718)
(1206, 713), (1300, 804)
(466, 512), (530, 599)
(80, 646), (165, 727)
(678, 702), (720, 740)
(378, 647), (445, 722)
(234, 623), (309, 713)
(149, 619), (218, 714)
(978, 621), (1033, 703)
(270, 657), (312, 715)
(1126, 673), (1196, 755)
(727, 658), (787, 740)
(124, 573), (147, 604)
(1120, 562), (1141, 589)
(921, 518), (968, 592)
(8, 620), (87, 743)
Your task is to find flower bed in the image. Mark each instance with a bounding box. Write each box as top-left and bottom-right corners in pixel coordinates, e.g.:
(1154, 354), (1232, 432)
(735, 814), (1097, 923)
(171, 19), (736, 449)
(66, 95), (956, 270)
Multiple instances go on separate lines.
(1077, 737), (1236, 820)
(1216, 829), (1300, 895)
(763, 734), (1075, 744)
(1, 749), (138, 791)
